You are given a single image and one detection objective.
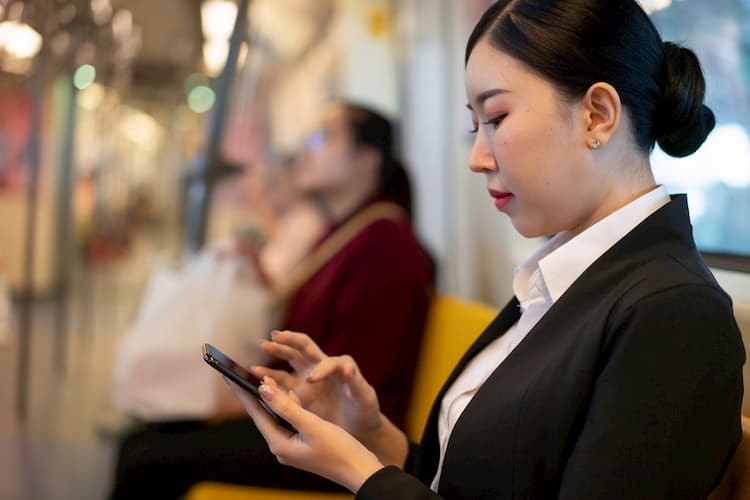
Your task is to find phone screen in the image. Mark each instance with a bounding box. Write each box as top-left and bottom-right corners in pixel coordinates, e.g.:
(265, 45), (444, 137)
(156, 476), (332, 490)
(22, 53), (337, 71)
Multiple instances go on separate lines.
(202, 343), (295, 432)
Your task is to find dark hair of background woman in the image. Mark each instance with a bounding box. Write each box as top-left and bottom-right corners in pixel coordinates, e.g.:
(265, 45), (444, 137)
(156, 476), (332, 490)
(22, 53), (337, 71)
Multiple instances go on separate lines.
(341, 103), (413, 219)
(465, 0), (715, 158)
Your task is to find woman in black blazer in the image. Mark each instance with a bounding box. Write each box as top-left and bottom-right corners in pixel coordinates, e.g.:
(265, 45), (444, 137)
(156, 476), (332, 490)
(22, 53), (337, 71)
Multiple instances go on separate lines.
(227, 1), (745, 498)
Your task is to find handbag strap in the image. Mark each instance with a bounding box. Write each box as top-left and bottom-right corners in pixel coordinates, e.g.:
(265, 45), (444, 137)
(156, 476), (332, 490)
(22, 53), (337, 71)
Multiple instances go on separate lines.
(270, 201), (408, 303)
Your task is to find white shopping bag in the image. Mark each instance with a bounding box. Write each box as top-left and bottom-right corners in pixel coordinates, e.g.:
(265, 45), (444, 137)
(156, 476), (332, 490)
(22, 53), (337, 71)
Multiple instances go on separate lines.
(0, 274), (14, 345)
(112, 252), (271, 421)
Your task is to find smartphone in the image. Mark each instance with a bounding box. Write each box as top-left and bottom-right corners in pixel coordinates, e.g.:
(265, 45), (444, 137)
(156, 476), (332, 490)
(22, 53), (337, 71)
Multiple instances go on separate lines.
(202, 343), (296, 433)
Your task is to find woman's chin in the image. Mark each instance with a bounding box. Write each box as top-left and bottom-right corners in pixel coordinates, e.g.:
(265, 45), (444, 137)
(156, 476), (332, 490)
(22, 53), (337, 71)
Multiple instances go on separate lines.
(509, 218), (551, 239)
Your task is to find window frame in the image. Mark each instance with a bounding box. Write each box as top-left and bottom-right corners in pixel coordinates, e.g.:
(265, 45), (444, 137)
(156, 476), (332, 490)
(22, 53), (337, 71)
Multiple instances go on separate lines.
(702, 252), (750, 274)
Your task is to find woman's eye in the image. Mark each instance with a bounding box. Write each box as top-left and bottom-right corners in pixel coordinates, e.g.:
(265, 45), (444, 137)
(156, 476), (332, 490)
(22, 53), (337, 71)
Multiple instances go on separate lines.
(482, 114), (508, 129)
(468, 113), (506, 134)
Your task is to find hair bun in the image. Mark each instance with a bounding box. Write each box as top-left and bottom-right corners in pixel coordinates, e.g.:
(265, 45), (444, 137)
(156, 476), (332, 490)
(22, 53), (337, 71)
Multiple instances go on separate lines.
(654, 42), (715, 158)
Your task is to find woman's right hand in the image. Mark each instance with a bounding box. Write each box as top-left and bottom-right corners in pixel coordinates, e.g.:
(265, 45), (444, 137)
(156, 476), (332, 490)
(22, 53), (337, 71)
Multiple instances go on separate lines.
(253, 330), (409, 467)
(253, 331), (381, 439)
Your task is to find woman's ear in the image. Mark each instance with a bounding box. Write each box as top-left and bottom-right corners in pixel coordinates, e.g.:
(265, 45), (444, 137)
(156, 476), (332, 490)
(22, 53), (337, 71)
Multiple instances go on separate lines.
(581, 82), (621, 150)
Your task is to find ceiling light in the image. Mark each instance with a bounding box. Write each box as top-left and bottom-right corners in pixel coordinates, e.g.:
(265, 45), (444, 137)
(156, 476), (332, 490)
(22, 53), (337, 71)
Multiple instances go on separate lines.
(201, 0), (237, 41)
(119, 108), (162, 149)
(203, 39), (228, 76)
(73, 64), (96, 90)
(0, 21), (43, 59)
(78, 83), (105, 110)
(188, 85), (216, 113)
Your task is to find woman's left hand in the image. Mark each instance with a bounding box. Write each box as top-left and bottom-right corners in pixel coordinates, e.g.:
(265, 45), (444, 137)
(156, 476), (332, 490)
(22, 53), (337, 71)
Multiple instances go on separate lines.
(226, 376), (384, 493)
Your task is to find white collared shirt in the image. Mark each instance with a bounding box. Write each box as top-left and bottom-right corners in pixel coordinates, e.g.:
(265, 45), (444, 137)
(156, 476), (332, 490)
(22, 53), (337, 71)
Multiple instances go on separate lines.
(430, 186), (670, 491)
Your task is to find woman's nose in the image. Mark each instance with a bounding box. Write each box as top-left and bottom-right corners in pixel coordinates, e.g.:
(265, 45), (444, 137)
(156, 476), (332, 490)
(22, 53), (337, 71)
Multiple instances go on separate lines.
(468, 132), (496, 173)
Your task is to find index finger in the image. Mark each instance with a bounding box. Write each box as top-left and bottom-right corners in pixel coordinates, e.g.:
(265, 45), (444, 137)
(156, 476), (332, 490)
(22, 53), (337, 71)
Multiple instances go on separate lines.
(271, 331), (326, 362)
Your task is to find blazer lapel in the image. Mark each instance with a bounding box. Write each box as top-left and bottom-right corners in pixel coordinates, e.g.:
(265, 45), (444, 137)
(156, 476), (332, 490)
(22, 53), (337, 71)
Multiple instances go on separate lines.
(414, 297), (522, 483)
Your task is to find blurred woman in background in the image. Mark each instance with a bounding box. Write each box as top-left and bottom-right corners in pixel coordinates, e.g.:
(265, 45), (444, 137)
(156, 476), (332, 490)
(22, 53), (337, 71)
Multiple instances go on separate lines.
(108, 102), (435, 499)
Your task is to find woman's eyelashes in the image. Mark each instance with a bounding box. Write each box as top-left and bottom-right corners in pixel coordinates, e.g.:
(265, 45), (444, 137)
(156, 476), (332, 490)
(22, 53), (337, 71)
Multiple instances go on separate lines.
(483, 114), (508, 129)
(469, 114), (508, 134)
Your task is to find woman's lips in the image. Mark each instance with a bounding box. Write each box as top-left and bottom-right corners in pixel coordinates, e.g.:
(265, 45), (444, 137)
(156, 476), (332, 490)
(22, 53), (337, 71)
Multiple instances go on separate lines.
(489, 189), (514, 210)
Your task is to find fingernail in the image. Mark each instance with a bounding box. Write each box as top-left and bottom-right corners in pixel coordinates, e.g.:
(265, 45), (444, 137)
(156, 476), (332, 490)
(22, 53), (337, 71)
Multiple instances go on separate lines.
(271, 330), (280, 339)
(258, 384), (274, 400)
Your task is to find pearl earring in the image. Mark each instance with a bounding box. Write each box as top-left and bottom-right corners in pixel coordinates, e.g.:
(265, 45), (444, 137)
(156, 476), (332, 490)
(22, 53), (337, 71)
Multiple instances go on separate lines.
(590, 138), (601, 149)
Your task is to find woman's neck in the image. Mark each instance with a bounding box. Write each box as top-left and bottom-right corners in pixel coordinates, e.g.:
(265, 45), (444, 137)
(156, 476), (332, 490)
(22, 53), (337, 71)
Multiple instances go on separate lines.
(316, 184), (378, 224)
(567, 162), (657, 239)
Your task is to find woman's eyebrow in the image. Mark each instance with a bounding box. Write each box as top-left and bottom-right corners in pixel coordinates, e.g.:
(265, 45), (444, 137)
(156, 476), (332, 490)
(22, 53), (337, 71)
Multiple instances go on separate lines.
(466, 88), (509, 111)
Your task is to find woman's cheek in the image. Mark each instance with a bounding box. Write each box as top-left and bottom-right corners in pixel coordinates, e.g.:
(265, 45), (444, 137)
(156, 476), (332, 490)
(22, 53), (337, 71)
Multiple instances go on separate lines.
(490, 129), (523, 172)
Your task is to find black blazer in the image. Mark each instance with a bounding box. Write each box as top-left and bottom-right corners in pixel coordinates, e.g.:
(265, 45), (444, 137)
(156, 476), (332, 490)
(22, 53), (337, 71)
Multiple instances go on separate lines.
(357, 195), (745, 499)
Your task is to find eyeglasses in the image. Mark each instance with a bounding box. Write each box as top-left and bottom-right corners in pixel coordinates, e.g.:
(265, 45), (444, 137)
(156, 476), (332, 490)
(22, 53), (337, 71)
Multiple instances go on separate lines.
(305, 130), (326, 152)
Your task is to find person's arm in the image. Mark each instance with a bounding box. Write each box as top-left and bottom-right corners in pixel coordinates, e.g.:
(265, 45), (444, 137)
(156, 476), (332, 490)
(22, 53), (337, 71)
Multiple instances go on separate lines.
(358, 412), (411, 468)
(212, 237), (272, 287)
(558, 285), (745, 499)
(356, 466), (442, 500)
(235, 238), (272, 287)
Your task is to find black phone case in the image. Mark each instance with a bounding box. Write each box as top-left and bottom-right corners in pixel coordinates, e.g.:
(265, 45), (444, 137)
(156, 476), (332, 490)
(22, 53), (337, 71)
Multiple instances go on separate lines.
(202, 344), (296, 433)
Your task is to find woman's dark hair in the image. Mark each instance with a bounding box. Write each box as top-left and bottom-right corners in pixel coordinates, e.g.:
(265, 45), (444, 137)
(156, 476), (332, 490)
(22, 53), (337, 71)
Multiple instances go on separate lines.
(465, 0), (715, 158)
(342, 102), (413, 218)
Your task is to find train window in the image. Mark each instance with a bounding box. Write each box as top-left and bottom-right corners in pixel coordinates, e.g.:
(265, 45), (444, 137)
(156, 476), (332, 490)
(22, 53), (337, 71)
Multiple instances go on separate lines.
(647, 0), (750, 270)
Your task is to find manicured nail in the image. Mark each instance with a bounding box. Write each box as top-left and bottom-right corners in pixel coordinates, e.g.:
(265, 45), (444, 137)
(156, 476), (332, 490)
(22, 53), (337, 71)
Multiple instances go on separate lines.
(258, 384), (274, 400)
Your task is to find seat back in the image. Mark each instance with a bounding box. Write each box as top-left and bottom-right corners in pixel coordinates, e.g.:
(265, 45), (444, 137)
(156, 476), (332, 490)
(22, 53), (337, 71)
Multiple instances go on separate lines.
(708, 416), (750, 500)
(405, 295), (497, 441)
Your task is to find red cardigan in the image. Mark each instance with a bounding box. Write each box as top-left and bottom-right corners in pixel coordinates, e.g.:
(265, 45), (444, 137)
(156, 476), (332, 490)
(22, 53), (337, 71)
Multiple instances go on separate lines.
(283, 208), (434, 429)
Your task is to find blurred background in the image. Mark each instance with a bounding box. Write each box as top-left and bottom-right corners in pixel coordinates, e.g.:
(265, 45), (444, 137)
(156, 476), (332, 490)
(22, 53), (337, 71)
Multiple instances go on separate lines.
(0, 0), (749, 499)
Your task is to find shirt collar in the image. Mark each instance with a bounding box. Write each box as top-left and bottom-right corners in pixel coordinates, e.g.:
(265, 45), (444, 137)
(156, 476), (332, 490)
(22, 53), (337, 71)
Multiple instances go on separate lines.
(513, 185), (671, 306)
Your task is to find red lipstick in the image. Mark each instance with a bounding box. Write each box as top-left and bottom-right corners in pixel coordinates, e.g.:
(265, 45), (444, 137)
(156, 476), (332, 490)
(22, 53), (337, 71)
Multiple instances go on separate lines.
(488, 189), (514, 210)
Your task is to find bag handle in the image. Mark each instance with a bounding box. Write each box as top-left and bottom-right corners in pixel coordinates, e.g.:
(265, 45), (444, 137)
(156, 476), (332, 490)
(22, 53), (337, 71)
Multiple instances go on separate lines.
(270, 201), (407, 303)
